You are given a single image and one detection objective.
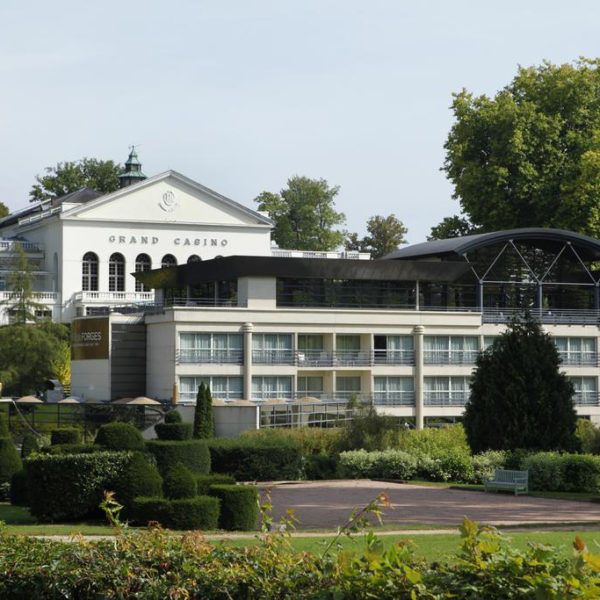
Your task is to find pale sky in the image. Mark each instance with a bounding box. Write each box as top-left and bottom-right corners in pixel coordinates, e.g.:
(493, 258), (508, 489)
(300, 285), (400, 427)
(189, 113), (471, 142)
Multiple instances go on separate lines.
(2, 1), (600, 243)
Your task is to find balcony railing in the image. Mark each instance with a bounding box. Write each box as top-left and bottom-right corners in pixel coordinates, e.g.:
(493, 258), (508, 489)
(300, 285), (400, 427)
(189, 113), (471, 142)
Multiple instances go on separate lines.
(75, 291), (154, 303)
(558, 352), (598, 367)
(483, 308), (600, 325)
(0, 291), (58, 303)
(373, 350), (415, 365)
(271, 249), (371, 260)
(177, 349), (244, 365)
(423, 350), (479, 365)
(373, 392), (415, 406)
(0, 241), (43, 253)
(253, 350), (296, 365)
(423, 391), (469, 407)
(574, 392), (600, 406)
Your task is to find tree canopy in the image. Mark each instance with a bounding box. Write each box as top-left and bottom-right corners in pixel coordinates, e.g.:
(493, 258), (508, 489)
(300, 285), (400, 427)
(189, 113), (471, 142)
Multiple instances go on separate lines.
(254, 176), (346, 251)
(443, 58), (600, 236)
(346, 214), (408, 258)
(30, 158), (121, 202)
(0, 203), (7, 219)
(428, 215), (475, 241)
(464, 314), (578, 453)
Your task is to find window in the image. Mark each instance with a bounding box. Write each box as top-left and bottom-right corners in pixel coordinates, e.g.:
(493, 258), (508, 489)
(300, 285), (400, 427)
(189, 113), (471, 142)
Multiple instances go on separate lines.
(108, 253), (125, 292)
(82, 252), (98, 291)
(297, 376), (324, 399)
(179, 376), (242, 403)
(374, 377), (414, 406)
(187, 255), (202, 264)
(336, 335), (367, 365)
(297, 334), (330, 366)
(179, 333), (243, 363)
(374, 335), (414, 364)
(424, 336), (479, 364)
(483, 336), (496, 350)
(569, 376), (597, 405)
(555, 338), (596, 366)
(253, 334), (293, 364)
(135, 254), (151, 292)
(336, 376), (361, 400)
(161, 254), (177, 268)
(423, 376), (470, 406)
(252, 376), (292, 400)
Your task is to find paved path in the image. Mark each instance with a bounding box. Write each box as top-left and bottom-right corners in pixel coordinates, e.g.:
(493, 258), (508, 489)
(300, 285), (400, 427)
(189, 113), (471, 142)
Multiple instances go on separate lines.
(260, 481), (600, 529)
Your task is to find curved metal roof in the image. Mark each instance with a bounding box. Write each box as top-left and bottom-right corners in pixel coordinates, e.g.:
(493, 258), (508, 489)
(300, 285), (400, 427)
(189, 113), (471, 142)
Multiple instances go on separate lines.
(383, 228), (600, 260)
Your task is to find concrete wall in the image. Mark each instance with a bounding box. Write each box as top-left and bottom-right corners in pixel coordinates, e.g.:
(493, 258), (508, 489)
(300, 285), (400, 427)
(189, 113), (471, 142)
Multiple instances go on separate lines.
(164, 404), (259, 438)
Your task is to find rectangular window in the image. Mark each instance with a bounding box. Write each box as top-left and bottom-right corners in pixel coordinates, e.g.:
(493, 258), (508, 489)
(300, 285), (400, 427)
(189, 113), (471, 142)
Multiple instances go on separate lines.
(555, 337), (596, 366)
(179, 333), (243, 364)
(297, 376), (324, 399)
(569, 376), (597, 405)
(336, 376), (361, 400)
(179, 376), (242, 403)
(483, 336), (496, 350)
(374, 376), (414, 406)
(252, 334), (293, 364)
(252, 376), (292, 401)
(424, 336), (479, 364)
(374, 335), (414, 364)
(297, 334), (330, 366)
(423, 376), (470, 406)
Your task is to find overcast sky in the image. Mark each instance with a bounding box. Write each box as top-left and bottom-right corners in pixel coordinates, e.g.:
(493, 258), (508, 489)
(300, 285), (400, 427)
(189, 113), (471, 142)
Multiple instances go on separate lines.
(2, 1), (600, 243)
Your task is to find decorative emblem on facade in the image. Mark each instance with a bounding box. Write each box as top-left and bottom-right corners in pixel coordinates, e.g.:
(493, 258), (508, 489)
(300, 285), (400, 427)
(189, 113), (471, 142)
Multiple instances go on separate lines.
(159, 190), (178, 212)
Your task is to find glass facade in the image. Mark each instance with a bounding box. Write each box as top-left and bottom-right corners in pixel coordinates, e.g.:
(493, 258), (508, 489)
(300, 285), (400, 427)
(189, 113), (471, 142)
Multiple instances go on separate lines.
(179, 376), (242, 402)
(179, 333), (243, 363)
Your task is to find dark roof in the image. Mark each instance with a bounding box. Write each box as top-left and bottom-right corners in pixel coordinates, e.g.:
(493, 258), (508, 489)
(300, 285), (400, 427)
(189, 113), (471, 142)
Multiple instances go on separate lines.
(384, 228), (600, 261)
(134, 255), (471, 289)
(50, 187), (102, 206)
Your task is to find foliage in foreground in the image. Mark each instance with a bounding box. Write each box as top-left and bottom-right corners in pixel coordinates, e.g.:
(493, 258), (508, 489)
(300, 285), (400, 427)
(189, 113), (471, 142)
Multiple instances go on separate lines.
(0, 498), (599, 599)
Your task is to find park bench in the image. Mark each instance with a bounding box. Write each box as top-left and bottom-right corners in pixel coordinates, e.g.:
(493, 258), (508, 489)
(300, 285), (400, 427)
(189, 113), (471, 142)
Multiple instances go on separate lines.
(484, 469), (528, 495)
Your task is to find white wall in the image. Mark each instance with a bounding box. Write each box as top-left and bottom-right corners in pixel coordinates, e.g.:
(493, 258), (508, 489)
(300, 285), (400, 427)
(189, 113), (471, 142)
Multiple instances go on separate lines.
(71, 359), (111, 401)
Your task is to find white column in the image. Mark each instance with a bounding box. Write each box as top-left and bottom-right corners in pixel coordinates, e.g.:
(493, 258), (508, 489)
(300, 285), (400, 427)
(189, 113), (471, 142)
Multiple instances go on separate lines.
(413, 325), (424, 429)
(243, 322), (253, 400)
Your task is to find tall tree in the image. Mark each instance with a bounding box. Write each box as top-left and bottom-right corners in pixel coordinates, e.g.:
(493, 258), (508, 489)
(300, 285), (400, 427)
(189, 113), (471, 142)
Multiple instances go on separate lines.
(255, 176), (346, 251)
(444, 58), (600, 236)
(464, 314), (577, 453)
(30, 158), (121, 202)
(193, 382), (214, 439)
(428, 215), (475, 240)
(346, 214), (408, 258)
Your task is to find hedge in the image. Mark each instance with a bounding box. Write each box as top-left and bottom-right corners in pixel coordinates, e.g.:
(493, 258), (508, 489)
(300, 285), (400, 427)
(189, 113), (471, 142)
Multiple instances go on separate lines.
(209, 484), (258, 531)
(25, 451), (131, 521)
(0, 414), (9, 437)
(164, 410), (182, 423)
(522, 452), (600, 493)
(207, 438), (303, 481)
(338, 449), (418, 480)
(131, 495), (220, 530)
(45, 443), (103, 455)
(196, 473), (236, 495)
(304, 454), (338, 480)
(20, 433), (39, 458)
(0, 438), (22, 484)
(50, 428), (82, 446)
(9, 470), (28, 506)
(95, 422), (145, 451)
(163, 463), (197, 499)
(146, 440), (210, 475)
(112, 452), (163, 509)
(154, 423), (193, 441)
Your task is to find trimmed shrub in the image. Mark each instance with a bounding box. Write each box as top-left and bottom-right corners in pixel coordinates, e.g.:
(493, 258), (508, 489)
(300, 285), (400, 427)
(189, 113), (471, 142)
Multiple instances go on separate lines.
(196, 474), (236, 495)
(164, 410), (182, 423)
(9, 469), (28, 506)
(0, 437), (22, 484)
(45, 443), (102, 455)
(194, 382), (214, 439)
(146, 440), (210, 475)
(208, 438), (303, 481)
(50, 428), (82, 446)
(25, 451), (131, 521)
(413, 450), (474, 483)
(163, 463), (197, 499)
(395, 424), (471, 457)
(471, 450), (507, 484)
(112, 452), (163, 509)
(522, 452), (600, 493)
(0, 414), (9, 437)
(95, 422), (145, 451)
(131, 495), (220, 530)
(209, 484), (258, 531)
(338, 450), (418, 480)
(242, 427), (343, 457)
(20, 433), (40, 458)
(504, 448), (532, 471)
(304, 454), (338, 480)
(521, 452), (564, 491)
(154, 422), (193, 441)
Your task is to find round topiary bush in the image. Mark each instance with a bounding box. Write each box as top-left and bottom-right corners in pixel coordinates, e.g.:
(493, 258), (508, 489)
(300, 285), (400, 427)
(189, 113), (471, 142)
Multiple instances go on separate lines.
(163, 463), (197, 499)
(20, 433), (40, 458)
(209, 484), (258, 531)
(112, 452), (163, 509)
(154, 423), (193, 441)
(0, 437), (22, 484)
(164, 410), (182, 424)
(95, 422), (145, 451)
(146, 440), (210, 476)
(51, 428), (82, 446)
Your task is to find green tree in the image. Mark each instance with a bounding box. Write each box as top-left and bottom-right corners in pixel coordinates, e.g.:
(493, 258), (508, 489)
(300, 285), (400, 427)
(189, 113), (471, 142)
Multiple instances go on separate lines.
(428, 215), (475, 240)
(255, 176), (346, 250)
(346, 214), (408, 258)
(193, 382), (214, 439)
(0, 203), (8, 219)
(444, 58), (600, 236)
(464, 314), (577, 453)
(30, 158), (121, 202)
(0, 321), (70, 396)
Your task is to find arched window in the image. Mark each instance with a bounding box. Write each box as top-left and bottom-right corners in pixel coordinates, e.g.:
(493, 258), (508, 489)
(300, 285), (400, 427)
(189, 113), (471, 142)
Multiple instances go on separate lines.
(187, 255), (202, 264)
(109, 253), (125, 292)
(161, 254), (177, 268)
(82, 252), (99, 291)
(135, 253), (152, 292)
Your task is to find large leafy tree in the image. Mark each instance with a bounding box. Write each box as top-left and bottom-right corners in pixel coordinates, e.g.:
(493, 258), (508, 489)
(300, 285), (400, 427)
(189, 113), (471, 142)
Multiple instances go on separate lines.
(428, 215), (475, 241)
(464, 314), (577, 453)
(30, 158), (121, 202)
(255, 176), (346, 251)
(0, 203), (7, 219)
(346, 214), (408, 258)
(444, 58), (600, 236)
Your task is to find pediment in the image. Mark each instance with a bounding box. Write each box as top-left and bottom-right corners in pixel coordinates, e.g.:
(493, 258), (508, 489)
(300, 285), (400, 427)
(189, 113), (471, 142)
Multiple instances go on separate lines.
(62, 171), (271, 227)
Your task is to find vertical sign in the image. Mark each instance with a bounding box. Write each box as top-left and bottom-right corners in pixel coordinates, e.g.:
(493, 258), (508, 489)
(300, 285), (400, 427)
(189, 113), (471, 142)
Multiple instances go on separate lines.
(71, 317), (110, 360)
